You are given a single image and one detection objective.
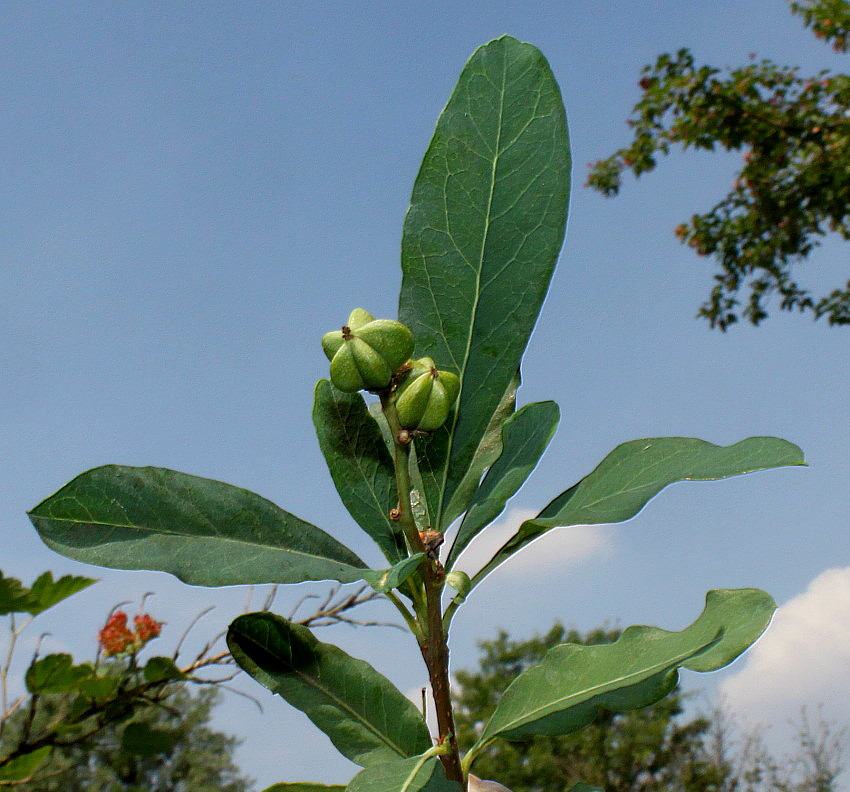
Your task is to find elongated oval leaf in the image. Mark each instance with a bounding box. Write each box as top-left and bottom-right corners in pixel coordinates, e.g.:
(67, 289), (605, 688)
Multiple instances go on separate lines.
(472, 437), (804, 586)
(227, 612), (432, 767)
(439, 372), (519, 531)
(447, 401), (559, 569)
(399, 35), (570, 531)
(347, 755), (460, 792)
(29, 466), (367, 587)
(313, 380), (407, 563)
(469, 589), (775, 760)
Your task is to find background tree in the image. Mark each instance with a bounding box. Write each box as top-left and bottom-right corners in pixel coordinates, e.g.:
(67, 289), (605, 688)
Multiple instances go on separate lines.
(587, 0), (850, 329)
(1, 685), (250, 792)
(1, 570), (381, 789)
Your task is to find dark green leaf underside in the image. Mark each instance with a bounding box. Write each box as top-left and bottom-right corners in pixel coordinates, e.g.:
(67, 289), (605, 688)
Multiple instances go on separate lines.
(227, 612), (431, 767)
(313, 380), (406, 563)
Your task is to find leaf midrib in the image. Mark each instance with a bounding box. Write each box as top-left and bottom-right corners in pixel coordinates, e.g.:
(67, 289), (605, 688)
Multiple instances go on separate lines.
(29, 513), (364, 569)
(437, 49), (508, 526)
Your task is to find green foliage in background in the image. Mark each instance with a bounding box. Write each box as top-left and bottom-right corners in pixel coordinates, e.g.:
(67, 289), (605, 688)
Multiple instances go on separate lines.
(2, 686), (249, 792)
(588, 0), (850, 329)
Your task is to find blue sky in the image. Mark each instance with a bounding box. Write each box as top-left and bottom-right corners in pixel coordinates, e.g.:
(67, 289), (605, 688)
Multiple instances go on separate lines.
(2, 2), (848, 789)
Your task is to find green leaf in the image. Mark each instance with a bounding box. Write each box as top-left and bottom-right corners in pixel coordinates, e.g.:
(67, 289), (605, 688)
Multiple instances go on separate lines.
(26, 571), (97, 615)
(262, 786), (347, 792)
(472, 437), (805, 585)
(439, 372), (519, 531)
(0, 572), (32, 616)
(469, 589), (775, 760)
(362, 554), (424, 594)
(0, 571), (95, 616)
(78, 674), (120, 699)
(445, 571), (471, 603)
(227, 612), (432, 767)
(143, 656), (188, 683)
(314, 380), (406, 563)
(399, 35), (570, 532)
(25, 654), (93, 694)
(446, 401), (559, 569)
(29, 465), (369, 587)
(347, 756), (461, 792)
(121, 722), (177, 756)
(0, 747), (52, 783)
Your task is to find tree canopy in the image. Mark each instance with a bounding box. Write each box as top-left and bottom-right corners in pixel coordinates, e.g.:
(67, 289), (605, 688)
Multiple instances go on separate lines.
(588, 0), (850, 330)
(1, 683), (251, 792)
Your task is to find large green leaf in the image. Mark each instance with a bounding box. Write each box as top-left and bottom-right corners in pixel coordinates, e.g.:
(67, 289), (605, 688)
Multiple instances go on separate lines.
(227, 613), (432, 767)
(347, 755), (460, 792)
(467, 589), (775, 764)
(399, 35), (570, 531)
(313, 380), (406, 563)
(29, 466), (368, 587)
(446, 401), (559, 569)
(471, 437), (804, 585)
(0, 571), (96, 616)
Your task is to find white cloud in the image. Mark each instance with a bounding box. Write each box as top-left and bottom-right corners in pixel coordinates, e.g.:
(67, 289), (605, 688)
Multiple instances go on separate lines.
(720, 566), (850, 734)
(450, 507), (612, 579)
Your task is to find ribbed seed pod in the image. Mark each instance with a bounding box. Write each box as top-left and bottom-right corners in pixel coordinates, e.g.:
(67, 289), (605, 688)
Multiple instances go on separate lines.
(395, 357), (460, 431)
(321, 308), (414, 392)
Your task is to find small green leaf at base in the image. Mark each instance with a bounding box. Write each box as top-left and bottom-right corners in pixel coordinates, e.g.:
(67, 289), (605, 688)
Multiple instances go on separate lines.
(363, 555), (424, 593)
(262, 785), (347, 792)
(347, 756), (461, 792)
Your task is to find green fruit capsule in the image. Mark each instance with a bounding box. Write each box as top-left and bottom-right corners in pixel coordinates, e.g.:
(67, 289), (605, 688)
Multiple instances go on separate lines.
(395, 357), (460, 431)
(321, 308), (414, 393)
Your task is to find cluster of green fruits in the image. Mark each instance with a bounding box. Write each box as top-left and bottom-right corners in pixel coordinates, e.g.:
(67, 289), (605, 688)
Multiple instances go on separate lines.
(322, 308), (460, 432)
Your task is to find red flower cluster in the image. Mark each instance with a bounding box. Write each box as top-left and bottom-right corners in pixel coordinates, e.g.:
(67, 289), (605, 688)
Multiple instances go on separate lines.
(98, 610), (163, 657)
